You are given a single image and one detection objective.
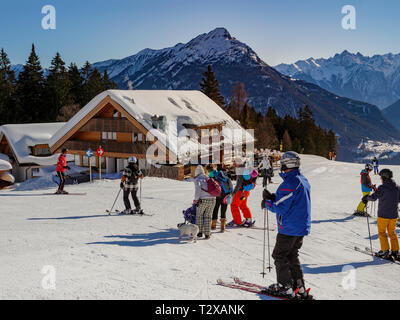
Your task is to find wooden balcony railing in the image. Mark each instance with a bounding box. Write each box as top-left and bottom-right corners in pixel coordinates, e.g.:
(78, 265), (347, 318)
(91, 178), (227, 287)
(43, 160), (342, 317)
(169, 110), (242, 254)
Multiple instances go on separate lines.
(79, 118), (138, 133)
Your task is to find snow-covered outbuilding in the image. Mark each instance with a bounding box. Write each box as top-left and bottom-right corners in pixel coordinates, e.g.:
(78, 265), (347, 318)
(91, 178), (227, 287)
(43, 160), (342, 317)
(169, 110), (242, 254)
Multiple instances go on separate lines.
(0, 123), (66, 182)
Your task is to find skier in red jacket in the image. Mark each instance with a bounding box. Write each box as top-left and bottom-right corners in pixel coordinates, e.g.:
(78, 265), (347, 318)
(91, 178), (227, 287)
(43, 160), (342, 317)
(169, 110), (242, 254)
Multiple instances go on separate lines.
(56, 148), (70, 194)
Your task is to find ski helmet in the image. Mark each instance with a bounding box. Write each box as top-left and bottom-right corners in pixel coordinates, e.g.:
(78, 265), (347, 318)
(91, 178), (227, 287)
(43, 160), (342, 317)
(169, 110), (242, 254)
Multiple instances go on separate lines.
(379, 168), (393, 180)
(365, 163), (373, 171)
(280, 151), (300, 171)
(128, 156), (137, 164)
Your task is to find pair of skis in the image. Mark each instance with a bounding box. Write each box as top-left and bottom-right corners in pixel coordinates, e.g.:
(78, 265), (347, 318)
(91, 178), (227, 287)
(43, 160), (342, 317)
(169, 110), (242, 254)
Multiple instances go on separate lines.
(106, 209), (153, 216)
(354, 246), (400, 265)
(217, 277), (313, 300)
(226, 220), (275, 231)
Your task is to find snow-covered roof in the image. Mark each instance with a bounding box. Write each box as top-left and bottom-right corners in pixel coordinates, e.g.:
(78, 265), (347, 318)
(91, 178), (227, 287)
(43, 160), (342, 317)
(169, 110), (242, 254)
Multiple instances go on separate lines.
(0, 123), (66, 166)
(0, 159), (12, 171)
(49, 90), (254, 160)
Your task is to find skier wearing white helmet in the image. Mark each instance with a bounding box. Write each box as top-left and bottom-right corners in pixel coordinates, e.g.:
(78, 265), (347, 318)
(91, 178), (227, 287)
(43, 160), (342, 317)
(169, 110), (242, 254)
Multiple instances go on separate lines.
(120, 156), (144, 214)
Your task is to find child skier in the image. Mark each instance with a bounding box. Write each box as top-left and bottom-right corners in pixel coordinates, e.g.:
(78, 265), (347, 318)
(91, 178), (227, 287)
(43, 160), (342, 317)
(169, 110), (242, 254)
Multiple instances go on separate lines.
(55, 148), (70, 194)
(193, 165), (216, 239)
(120, 156), (144, 214)
(261, 151), (312, 300)
(354, 163), (375, 217)
(209, 164), (233, 233)
(226, 158), (257, 228)
(363, 169), (400, 260)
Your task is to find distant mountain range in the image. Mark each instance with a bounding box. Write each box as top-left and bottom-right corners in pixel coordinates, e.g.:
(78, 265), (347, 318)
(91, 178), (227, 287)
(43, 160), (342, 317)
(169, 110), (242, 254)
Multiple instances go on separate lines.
(274, 51), (400, 109)
(12, 28), (400, 160)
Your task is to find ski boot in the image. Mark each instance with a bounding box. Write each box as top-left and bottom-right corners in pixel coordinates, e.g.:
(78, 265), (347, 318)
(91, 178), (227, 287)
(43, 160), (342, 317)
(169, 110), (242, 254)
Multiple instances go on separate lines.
(204, 234), (211, 240)
(55, 190), (62, 194)
(353, 210), (370, 217)
(122, 208), (132, 215)
(242, 218), (255, 228)
(61, 190), (69, 195)
(262, 283), (297, 300)
(390, 251), (399, 261)
(376, 250), (390, 259)
(197, 232), (203, 238)
(296, 286), (314, 300)
(226, 220), (243, 228)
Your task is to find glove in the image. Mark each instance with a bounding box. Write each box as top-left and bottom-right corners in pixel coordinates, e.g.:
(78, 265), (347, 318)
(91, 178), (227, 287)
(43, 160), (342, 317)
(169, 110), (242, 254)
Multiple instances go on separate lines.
(372, 185), (377, 192)
(362, 195), (368, 204)
(65, 166), (71, 170)
(263, 189), (276, 202)
(120, 182), (124, 189)
(261, 199), (266, 209)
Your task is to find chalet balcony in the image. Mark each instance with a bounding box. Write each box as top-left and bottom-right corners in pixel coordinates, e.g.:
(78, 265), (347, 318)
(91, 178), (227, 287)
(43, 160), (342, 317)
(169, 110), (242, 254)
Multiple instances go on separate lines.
(79, 118), (136, 133)
(62, 140), (152, 155)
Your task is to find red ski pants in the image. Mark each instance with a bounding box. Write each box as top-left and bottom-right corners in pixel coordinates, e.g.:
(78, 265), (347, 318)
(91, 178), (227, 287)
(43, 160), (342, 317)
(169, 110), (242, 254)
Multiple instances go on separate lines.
(230, 191), (252, 224)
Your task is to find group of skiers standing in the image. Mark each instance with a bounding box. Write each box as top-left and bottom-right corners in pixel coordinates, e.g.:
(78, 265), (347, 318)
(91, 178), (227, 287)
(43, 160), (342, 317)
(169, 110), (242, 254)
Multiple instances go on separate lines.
(192, 158), (258, 239)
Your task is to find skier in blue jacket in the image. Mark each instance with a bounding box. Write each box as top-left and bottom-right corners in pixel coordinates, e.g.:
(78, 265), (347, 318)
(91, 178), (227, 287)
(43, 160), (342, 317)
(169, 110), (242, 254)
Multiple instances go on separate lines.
(261, 151), (311, 299)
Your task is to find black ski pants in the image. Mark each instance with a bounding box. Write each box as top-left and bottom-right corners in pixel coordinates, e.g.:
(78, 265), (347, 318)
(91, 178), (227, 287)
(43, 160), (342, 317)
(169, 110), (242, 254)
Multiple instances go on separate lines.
(272, 233), (305, 288)
(123, 188), (140, 210)
(57, 172), (66, 191)
(212, 196), (227, 220)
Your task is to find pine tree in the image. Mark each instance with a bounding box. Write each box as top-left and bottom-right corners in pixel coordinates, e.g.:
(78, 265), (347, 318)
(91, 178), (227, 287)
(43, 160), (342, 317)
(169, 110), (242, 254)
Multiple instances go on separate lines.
(68, 63), (84, 107)
(15, 44), (45, 123)
(102, 70), (118, 90)
(44, 52), (72, 121)
(230, 82), (247, 110)
(282, 129), (292, 151)
(199, 65), (225, 107)
(0, 48), (16, 124)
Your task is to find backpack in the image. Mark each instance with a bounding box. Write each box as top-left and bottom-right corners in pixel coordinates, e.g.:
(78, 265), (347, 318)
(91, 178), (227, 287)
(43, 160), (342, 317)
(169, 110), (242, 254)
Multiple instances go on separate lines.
(214, 171), (232, 195)
(202, 177), (222, 197)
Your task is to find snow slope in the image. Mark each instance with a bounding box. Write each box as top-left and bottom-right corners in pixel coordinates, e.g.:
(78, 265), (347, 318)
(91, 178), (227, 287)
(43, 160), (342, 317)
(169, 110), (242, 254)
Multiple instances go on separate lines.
(0, 155), (399, 300)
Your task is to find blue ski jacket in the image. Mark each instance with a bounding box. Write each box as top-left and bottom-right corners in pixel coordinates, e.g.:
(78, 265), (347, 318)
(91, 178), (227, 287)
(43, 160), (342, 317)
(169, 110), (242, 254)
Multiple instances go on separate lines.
(264, 169), (311, 237)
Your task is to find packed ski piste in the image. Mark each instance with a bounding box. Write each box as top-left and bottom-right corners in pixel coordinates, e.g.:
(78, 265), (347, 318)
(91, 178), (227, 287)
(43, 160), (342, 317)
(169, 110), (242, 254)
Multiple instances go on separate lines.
(1, 150), (400, 300)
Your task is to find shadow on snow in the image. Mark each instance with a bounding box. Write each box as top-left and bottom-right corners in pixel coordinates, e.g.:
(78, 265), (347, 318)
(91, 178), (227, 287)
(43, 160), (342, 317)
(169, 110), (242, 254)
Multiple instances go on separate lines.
(87, 228), (182, 247)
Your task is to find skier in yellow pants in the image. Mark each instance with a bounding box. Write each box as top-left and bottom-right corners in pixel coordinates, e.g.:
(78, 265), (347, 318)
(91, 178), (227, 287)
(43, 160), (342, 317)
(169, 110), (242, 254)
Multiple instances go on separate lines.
(363, 169), (400, 260)
(354, 163), (375, 216)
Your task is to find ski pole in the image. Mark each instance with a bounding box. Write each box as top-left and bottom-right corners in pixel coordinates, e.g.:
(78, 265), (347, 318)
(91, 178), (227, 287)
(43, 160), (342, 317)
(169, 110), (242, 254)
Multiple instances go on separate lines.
(106, 188), (122, 215)
(366, 205), (374, 257)
(261, 208), (267, 278)
(265, 208), (272, 273)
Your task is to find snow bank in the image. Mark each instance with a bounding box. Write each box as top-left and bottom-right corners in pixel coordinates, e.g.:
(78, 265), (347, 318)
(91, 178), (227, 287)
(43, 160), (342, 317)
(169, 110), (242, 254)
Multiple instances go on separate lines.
(0, 159), (12, 171)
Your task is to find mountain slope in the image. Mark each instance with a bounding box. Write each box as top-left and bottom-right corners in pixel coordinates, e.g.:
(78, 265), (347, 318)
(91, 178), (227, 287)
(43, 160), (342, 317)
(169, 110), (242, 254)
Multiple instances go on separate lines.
(91, 28), (400, 155)
(275, 51), (400, 109)
(383, 99), (400, 130)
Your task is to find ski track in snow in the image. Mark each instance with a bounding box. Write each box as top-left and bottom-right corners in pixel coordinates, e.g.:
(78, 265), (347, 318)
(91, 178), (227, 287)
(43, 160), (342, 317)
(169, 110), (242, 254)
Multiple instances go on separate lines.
(0, 155), (400, 300)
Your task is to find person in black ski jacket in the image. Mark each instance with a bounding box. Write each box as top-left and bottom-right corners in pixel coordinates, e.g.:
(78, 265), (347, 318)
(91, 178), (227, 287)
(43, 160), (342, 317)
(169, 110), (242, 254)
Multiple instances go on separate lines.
(209, 164), (233, 232)
(120, 156), (144, 214)
(363, 169), (400, 260)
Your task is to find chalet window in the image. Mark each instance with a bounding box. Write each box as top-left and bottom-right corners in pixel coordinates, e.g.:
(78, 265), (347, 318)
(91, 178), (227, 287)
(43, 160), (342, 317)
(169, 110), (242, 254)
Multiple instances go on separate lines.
(102, 132), (117, 141)
(33, 147), (51, 156)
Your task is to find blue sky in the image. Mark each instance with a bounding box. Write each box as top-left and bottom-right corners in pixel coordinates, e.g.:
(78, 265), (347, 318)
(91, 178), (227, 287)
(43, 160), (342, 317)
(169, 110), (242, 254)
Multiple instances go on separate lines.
(1, 0), (399, 68)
